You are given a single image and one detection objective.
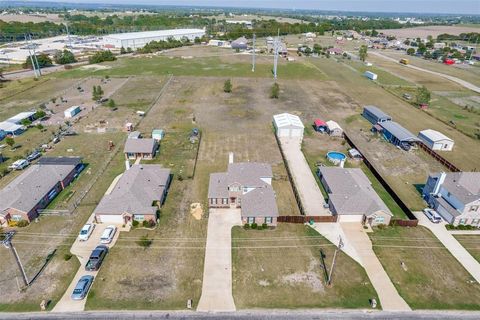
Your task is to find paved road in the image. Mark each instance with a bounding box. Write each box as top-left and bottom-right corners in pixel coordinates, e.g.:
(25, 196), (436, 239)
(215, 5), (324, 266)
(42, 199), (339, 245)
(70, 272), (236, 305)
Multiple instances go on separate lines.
(3, 61), (88, 81)
(413, 211), (480, 283)
(370, 51), (480, 94)
(341, 223), (411, 311)
(278, 136), (329, 216)
(197, 208), (242, 312)
(2, 310), (480, 320)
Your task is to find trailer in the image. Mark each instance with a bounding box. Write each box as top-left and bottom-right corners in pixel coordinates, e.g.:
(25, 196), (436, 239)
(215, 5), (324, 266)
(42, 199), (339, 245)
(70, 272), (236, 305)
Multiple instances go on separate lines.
(64, 106), (81, 119)
(364, 71), (378, 81)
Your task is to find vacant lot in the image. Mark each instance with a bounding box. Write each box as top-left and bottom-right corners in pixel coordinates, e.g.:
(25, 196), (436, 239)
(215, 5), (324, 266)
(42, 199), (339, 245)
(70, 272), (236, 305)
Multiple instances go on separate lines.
(370, 226), (480, 310)
(232, 224), (378, 309)
(454, 235), (480, 263)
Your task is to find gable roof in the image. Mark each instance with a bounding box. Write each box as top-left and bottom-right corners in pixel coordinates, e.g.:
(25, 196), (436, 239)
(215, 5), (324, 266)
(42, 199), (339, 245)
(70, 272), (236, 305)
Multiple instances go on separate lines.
(319, 167), (392, 216)
(314, 119), (327, 126)
(6, 111), (35, 124)
(363, 105), (391, 120)
(241, 186), (279, 217)
(273, 113), (305, 129)
(124, 138), (157, 154)
(93, 164), (171, 216)
(0, 158), (81, 215)
(379, 121), (420, 142)
(418, 129), (453, 143)
(441, 172), (480, 205)
(326, 120), (342, 131)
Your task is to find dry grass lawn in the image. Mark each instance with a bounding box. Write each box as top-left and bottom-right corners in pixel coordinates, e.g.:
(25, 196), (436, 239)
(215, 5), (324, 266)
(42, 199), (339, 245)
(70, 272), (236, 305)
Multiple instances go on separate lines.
(454, 235), (480, 263)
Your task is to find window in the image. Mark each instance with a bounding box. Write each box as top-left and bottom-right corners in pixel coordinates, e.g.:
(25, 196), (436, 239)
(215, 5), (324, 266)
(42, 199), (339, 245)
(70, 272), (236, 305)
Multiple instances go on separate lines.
(264, 217), (273, 224)
(134, 215), (145, 222)
(222, 198), (228, 204)
(459, 218), (467, 225)
(247, 217), (255, 224)
(469, 206), (479, 212)
(375, 216), (385, 224)
(472, 219), (479, 226)
(11, 215), (22, 222)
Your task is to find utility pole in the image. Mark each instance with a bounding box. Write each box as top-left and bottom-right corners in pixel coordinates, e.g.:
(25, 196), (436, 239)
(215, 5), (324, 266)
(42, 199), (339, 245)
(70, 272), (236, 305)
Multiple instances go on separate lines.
(29, 34), (42, 76)
(25, 34), (39, 79)
(327, 236), (344, 286)
(252, 33), (256, 72)
(66, 21), (73, 48)
(2, 232), (29, 287)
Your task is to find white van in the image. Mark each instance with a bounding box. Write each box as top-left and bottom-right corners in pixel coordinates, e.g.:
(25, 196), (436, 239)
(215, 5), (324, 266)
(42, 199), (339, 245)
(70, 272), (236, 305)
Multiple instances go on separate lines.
(100, 225), (117, 244)
(423, 208), (443, 224)
(9, 159), (29, 170)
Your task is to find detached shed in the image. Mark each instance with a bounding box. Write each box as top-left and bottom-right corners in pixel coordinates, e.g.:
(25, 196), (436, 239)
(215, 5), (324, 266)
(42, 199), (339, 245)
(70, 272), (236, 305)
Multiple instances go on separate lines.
(379, 121), (420, 150)
(418, 129), (454, 151)
(273, 113), (305, 140)
(363, 106), (392, 124)
(152, 129), (165, 141)
(314, 119), (327, 132)
(326, 120), (343, 137)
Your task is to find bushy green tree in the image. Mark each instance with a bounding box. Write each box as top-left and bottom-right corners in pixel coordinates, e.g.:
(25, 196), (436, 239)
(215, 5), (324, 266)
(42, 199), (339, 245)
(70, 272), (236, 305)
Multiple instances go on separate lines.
(23, 53), (52, 69)
(407, 48), (415, 55)
(5, 137), (15, 147)
(89, 50), (116, 64)
(416, 86), (431, 105)
(270, 83), (280, 99)
(54, 49), (76, 64)
(358, 45), (368, 62)
(223, 79), (232, 93)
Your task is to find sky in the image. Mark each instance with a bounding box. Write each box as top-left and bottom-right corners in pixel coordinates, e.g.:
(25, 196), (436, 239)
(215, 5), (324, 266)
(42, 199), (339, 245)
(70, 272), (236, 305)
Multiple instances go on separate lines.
(25, 0), (480, 15)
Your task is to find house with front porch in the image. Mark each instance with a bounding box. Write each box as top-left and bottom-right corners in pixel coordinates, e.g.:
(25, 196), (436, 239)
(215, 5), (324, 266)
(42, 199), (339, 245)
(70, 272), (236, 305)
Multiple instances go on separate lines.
(208, 155), (279, 226)
(124, 137), (158, 160)
(93, 164), (171, 225)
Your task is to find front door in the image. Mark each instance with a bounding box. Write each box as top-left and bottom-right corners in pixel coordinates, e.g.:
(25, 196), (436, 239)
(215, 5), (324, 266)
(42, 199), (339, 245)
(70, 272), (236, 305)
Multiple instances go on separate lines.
(230, 197), (236, 207)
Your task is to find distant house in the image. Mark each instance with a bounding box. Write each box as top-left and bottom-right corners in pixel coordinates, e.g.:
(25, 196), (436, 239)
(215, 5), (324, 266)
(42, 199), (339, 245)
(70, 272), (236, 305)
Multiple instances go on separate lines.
(327, 47), (343, 55)
(6, 111), (36, 125)
(94, 164), (171, 225)
(423, 172), (480, 227)
(378, 121), (420, 150)
(0, 122), (25, 136)
(124, 138), (158, 160)
(314, 119), (327, 132)
(318, 167), (393, 226)
(0, 157), (83, 226)
(273, 113), (305, 140)
(418, 129), (454, 151)
(64, 106), (81, 119)
(208, 155), (279, 226)
(362, 105), (392, 124)
(231, 37), (248, 50)
(326, 120), (343, 137)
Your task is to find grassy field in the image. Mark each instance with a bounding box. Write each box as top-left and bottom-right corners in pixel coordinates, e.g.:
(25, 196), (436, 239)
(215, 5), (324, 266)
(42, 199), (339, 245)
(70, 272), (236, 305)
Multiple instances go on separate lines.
(453, 235), (480, 263)
(344, 59), (413, 86)
(232, 224), (378, 309)
(370, 226), (480, 310)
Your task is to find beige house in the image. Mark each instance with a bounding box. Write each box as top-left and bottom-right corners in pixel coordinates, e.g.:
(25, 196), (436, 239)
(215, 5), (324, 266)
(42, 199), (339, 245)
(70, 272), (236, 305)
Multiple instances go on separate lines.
(318, 167), (393, 226)
(124, 138), (158, 160)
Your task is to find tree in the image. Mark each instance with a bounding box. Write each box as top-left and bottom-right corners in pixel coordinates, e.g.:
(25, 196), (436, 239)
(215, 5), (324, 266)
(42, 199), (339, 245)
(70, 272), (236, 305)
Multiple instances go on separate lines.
(416, 86), (431, 105)
(5, 137), (15, 148)
(35, 110), (46, 119)
(358, 45), (368, 62)
(120, 46), (126, 54)
(23, 53), (52, 69)
(407, 48), (415, 55)
(54, 49), (76, 64)
(223, 79), (232, 93)
(20, 119), (31, 126)
(107, 99), (116, 108)
(270, 83), (280, 99)
(137, 235), (152, 248)
(88, 50), (116, 64)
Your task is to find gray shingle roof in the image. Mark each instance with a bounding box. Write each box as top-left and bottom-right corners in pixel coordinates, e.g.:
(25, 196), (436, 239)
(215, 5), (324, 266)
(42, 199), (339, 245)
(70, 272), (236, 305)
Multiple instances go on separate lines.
(124, 138), (157, 154)
(0, 159), (81, 215)
(364, 105), (391, 121)
(441, 172), (480, 205)
(93, 164), (170, 216)
(208, 173), (229, 199)
(241, 186), (279, 218)
(319, 167), (392, 216)
(379, 121), (420, 142)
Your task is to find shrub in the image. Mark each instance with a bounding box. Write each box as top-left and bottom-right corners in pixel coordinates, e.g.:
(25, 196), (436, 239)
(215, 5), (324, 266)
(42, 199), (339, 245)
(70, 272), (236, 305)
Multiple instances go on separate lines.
(17, 220), (29, 228)
(223, 79), (232, 93)
(137, 235), (152, 248)
(63, 253), (73, 261)
(142, 220), (149, 227)
(243, 223), (250, 229)
(377, 224), (387, 230)
(132, 220), (139, 227)
(270, 83), (280, 99)
(147, 219), (156, 228)
(262, 223), (268, 229)
(251, 223), (258, 229)
(89, 50), (116, 64)
(445, 224), (454, 230)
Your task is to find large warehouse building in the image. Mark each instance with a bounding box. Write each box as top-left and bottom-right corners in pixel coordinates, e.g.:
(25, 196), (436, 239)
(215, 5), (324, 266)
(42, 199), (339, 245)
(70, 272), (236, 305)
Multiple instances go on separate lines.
(103, 29), (206, 49)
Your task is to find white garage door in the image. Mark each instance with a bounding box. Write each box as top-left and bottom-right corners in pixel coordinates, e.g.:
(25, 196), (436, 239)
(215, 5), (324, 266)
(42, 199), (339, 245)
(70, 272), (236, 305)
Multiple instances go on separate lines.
(98, 215), (124, 224)
(338, 215), (363, 223)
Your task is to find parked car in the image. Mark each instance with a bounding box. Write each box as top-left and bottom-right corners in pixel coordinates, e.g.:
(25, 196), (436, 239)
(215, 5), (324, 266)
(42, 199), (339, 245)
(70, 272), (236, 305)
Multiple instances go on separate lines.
(78, 223), (95, 241)
(71, 275), (94, 300)
(85, 245), (108, 271)
(402, 93), (412, 100)
(100, 225), (117, 244)
(423, 208), (443, 224)
(8, 159), (29, 170)
(26, 150), (42, 162)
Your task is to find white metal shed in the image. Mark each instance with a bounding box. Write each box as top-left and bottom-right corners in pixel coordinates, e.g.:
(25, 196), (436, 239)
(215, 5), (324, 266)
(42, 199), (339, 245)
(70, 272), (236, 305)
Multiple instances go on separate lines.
(418, 129), (454, 151)
(273, 113), (304, 140)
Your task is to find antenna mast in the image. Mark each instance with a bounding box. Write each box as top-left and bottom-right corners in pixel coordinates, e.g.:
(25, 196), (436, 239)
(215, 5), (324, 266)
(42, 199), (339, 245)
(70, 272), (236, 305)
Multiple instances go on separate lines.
(252, 33), (256, 72)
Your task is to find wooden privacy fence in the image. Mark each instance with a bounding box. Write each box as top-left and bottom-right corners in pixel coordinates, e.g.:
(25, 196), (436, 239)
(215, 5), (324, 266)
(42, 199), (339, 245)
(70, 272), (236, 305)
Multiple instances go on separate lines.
(390, 219), (418, 227)
(417, 141), (461, 172)
(278, 215), (338, 224)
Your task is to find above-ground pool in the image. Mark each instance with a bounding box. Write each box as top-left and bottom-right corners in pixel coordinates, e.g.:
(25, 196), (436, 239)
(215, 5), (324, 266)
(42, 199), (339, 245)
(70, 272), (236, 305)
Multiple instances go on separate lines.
(326, 151), (347, 165)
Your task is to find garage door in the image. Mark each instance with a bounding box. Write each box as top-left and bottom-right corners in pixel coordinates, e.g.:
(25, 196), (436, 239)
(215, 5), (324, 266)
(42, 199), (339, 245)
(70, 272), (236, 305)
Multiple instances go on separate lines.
(338, 215), (363, 223)
(98, 215), (124, 224)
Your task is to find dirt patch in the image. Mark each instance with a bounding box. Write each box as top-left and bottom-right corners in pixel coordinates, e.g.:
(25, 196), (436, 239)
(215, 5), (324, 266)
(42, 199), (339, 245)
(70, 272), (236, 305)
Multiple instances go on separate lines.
(80, 64), (112, 71)
(281, 258), (324, 293)
(190, 203), (204, 220)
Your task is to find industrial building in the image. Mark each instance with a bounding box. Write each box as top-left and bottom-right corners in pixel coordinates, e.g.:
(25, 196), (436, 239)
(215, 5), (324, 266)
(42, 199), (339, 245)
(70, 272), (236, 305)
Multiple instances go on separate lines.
(103, 29), (206, 49)
(418, 129), (454, 151)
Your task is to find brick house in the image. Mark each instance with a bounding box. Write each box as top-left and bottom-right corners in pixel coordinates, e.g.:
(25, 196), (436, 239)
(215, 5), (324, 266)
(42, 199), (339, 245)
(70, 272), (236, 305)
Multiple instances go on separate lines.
(0, 157), (83, 226)
(208, 155), (279, 226)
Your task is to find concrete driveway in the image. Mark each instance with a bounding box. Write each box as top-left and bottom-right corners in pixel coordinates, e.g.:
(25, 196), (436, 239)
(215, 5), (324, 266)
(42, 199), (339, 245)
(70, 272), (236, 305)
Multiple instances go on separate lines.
(414, 211), (480, 283)
(278, 137), (329, 216)
(341, 223), (411, 311)
(52, 223), (122, 312)
(197, 208), (242, 312)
